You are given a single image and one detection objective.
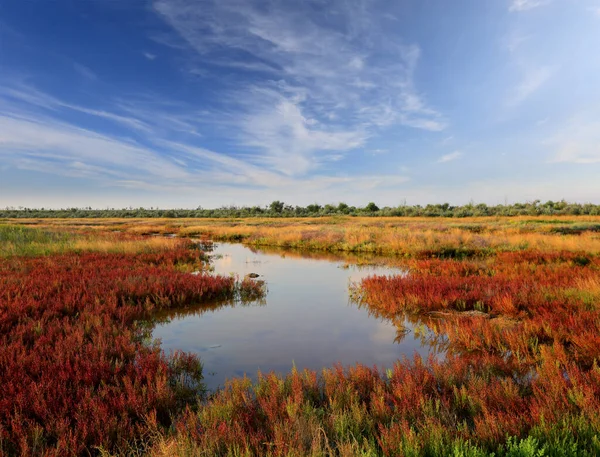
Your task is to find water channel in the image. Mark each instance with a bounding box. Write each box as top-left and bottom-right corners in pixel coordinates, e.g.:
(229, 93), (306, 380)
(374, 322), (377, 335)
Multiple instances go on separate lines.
(152, 242), (440, 390)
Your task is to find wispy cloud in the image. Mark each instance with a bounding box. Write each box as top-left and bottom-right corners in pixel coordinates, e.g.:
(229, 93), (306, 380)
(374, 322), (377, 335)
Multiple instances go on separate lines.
(73, 63), (98, 81)
(503, 31), (531, 54)
(548, 116), (600, 164)
(437, 151), (463, 163)
(0, 84), (411, 201)
(368, 148), (389, 155)
(0, 112), (188, 181)
(509, 0), (550, 12)
(236, 89), (367, 175)
(1, 84), (153, 133)
(143, 52), (157, 60)
(152, 0), (446, 175)
(508, 66), (553, 106)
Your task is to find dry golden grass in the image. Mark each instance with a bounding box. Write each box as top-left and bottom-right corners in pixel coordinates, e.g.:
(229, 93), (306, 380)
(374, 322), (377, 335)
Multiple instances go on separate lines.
(5, 215), (600, 256)
(70, 236), (181, 254)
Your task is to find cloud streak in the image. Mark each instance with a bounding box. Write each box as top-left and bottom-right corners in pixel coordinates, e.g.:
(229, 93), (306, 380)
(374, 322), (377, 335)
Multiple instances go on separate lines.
(0, 84), (411, 203)
(152, 0), (446, 175)
(437, 151), (463, 163)
(548, 117), (600, 164)
(508, 66), (553, 106)
(73, 63), (98, 81)
(509, 0), (550, 12)
(1, 85), (154, 133)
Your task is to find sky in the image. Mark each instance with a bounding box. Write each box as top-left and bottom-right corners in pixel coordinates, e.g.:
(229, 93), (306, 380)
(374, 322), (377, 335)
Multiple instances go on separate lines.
(1, 0), (599, 208)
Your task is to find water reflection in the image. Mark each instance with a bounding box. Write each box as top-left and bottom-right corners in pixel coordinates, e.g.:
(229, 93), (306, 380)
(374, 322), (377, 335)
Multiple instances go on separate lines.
(152, 297), (266, 322)
(351, 299), (450, 354)
(243, 244), (405, 267)
(153, 243), (441, 390)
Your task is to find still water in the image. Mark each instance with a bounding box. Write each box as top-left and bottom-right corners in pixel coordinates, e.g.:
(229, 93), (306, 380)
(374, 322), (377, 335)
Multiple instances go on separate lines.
(153, 243), (439, 390)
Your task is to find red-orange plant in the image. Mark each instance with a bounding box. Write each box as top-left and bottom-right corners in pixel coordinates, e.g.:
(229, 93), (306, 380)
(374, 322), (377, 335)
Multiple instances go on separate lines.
(0, 246), (236, 456)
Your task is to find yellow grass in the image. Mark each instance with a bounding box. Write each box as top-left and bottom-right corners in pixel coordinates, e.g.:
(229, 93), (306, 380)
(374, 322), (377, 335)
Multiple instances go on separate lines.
(70, 236), (181, 254)
(6, 216), (600, 256)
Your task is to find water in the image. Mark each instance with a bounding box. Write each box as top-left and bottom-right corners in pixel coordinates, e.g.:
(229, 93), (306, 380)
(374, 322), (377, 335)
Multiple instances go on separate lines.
(152, 243), (439, 390)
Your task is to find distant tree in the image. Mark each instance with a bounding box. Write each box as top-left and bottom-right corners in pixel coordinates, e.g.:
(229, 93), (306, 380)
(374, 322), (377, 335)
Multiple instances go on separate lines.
(269, 200), (284, 213)
(365, 202), (379, 212)
(337, 202), (350, 213)
(320, 204), (334, 214)
(2, 200), (600, 219)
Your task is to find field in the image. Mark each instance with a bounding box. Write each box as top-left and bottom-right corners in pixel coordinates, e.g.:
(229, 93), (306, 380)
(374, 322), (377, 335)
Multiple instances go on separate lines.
(1, 217), (600, 456)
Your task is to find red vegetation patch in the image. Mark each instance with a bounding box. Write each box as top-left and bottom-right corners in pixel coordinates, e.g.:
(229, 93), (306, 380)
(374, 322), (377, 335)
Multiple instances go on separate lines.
(0, 248), (236, 456)
(171, 353), (600, 455)
(358, 251), (600, 368)
(164, 251), (600, 455)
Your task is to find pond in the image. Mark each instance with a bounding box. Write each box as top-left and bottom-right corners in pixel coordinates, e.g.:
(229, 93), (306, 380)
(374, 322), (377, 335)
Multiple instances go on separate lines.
(152, 243), (441, 390)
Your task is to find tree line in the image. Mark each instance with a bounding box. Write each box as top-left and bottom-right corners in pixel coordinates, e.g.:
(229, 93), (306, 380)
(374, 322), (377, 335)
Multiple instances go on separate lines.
(2, 200), (600, 218)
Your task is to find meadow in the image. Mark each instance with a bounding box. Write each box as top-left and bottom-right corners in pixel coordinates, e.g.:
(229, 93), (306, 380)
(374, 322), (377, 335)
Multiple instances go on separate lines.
(1, 217), (599, 456)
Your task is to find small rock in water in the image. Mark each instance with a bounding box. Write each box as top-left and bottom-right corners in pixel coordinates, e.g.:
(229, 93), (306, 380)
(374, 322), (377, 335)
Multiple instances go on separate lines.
(245, 273), (260, 279)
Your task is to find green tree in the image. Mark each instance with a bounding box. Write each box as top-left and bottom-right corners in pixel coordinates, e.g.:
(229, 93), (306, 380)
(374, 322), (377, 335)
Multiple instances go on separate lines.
(337, 202), (350, 213)
(365, 202), (379, 212)
(269, 200), (284, 213)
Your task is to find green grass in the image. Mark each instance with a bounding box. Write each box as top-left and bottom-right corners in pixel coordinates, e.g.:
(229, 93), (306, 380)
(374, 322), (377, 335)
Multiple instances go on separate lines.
(0, 224), (73, 256)
(550, 224), (600, 235)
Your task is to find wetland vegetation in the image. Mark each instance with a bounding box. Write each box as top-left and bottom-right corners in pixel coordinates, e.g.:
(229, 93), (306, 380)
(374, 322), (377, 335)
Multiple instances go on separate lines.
(1, 216), (599, 456)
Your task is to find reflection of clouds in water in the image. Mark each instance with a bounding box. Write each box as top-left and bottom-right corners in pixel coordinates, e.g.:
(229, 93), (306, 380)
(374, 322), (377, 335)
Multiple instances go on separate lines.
(244, 256), (264, 264)
(346, 266), (406, 283)
(214, 254), (232, 267)
(370, 320), (399, 345)
(154, 242), (439, 390)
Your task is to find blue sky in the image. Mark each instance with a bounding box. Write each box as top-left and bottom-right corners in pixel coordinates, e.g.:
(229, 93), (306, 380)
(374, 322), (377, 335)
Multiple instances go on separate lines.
(1, 0), (599, 208)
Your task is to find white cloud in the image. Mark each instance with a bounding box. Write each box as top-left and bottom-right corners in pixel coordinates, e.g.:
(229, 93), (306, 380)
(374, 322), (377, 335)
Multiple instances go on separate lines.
(144, 52), (157, 60)
(73, 63), (98, 81)
(0, 85), (412, 204)
(509, 0), (550, 12)
(536, 117), (549, 126)
(508, 66), (553, 106)
(0, 113), (188, 181)
(368, 148), (389, 155)
(238, 90), (367, 175)
(504, 31), (531, 53)
(152, 0), (446, 175)
(548, 117), (600, 164)
(1, 85), (153, 133)
(437, 151), (463, 163)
